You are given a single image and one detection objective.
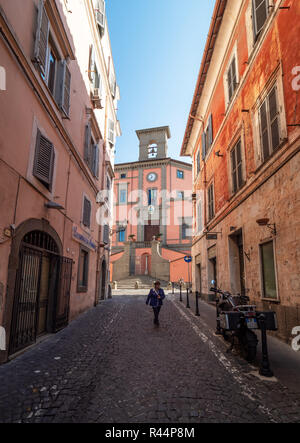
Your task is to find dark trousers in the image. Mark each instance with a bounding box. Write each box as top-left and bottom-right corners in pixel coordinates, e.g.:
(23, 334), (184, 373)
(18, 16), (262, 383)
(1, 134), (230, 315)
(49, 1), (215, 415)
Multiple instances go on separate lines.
(153, 306), (161, 323)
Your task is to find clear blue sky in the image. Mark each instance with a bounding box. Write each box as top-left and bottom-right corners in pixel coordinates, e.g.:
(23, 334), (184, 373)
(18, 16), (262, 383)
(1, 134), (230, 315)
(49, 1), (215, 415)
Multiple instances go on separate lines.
(106, 0), (215, 164)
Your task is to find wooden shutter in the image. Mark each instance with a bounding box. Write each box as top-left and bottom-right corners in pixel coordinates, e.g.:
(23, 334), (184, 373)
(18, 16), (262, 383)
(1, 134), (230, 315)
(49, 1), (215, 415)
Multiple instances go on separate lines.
(93, 144), (100, 178)
(84, 123), (92, 165)
(208, 114), (213, 147)
(202, 132), (206, 160)
(33, 129), (55, 189)
(56, 61), (71, 116)
(231, 148), (237, 194)
(88, 45), (95, 82)
(83, 198), (91, 227)
(95, 0), (106, 36)
(252, 0), (268, 37)
(236, 140), (243, 189)
(227, 63), (233, 101)
(260, 100), (270, 161)
(34, 0), (49, 75)
(268, 86), (280, 151)
(197, 151), (200, 175)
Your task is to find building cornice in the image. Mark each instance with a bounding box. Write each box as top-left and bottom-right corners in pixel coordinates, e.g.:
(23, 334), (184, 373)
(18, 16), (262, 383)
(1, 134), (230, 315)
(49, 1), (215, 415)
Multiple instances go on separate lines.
(114, 157), (192, 171)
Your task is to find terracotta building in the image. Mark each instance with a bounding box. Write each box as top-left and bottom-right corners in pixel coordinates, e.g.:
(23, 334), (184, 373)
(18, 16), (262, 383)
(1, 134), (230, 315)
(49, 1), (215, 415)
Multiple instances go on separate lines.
(181, 0), (300, 342)
(0, 0), (120, 362)
(111, 126), (193, 283)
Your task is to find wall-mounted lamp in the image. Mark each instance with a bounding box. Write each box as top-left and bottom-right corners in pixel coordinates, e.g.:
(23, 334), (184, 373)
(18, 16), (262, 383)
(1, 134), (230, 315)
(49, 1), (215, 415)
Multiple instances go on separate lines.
(256, 218), (277, 236)
(45, 201), (65, 210)
(215, 151), (223, 158)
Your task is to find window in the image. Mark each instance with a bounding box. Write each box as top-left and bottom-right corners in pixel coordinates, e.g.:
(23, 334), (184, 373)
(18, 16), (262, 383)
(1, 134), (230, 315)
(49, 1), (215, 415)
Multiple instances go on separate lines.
(94, 0), (106, 37)
(108, 119), (115, 144)
(103, 224), (110, 245)
(118, 228), (126, 242)
(84, 123), (100, 178)
(231, 139), (244, 194)
(196, 151), (200, 176)
(252, 0), (269, 39)
(148, 144), (158, 159)
(77, 247), (89, 292)
(207, 183), (215, 222)
(227, 56), (238, 103)
(177, 191), (184, 200)
(260, 241), (277, 300)
(34, 1), (71, 117)
(197, 201), (203, 233)
(83, 197), (92, 228)
(33, 129), (55, 191)
(182, 220), (191, 240)
(148, 189), (157, 206)
(202, 114), (213, 160)
(177, 170), (184, 180)
(109, 71), (117, 98)
(259, 85), (280, 162)
(119, 187), (127, 204)
(120, 173), (127, 179)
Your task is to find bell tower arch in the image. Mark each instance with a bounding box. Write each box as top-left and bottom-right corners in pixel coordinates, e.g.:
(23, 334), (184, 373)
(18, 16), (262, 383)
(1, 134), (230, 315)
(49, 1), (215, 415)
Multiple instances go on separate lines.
(136, 126), (171, 161)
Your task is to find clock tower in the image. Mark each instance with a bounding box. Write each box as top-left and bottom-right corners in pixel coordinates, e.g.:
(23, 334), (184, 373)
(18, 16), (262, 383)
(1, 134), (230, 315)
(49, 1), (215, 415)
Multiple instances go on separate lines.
(136, 126), (171, 161)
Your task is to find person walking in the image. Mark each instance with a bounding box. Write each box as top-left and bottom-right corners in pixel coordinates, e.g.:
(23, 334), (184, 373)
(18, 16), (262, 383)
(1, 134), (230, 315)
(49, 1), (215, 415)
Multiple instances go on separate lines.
(146, 281), (166, 326)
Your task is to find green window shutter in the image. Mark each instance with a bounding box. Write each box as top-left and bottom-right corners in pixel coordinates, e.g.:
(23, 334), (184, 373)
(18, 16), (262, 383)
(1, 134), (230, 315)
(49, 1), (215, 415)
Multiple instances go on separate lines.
(33, 129), (55, 190)
(34, 0), (50, 76)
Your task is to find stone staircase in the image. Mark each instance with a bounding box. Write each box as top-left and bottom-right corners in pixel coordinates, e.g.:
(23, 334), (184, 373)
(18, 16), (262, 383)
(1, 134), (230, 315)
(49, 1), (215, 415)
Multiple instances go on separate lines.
(113, 276), (169, 290)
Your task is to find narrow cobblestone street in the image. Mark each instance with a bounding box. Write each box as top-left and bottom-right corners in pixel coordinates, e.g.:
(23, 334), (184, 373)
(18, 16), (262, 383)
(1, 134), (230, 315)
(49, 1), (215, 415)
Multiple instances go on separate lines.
(0, 293), (300, 424)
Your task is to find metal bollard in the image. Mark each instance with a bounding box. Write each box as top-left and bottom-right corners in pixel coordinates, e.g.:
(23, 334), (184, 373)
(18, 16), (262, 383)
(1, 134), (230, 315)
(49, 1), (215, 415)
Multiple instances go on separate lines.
(195, 291), (200, 317)
(259, 314), (274, 378)
(215, 297), (222, 335)
(186, 288), (190, 309)
(179, 284), (183, 302)
(172, 282), (175, 295)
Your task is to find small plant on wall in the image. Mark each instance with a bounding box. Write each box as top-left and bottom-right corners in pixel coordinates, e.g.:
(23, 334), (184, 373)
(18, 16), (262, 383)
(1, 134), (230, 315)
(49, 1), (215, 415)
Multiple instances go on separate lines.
(128, 234), (136, 242)
(156, 233), (163, 241)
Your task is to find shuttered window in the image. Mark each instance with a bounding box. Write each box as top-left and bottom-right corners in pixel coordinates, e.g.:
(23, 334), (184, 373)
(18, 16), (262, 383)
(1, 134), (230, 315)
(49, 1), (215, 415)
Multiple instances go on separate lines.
(259, 85), (280, 162)
(33, 129), (55, 190)
(56, 61), (71, 117)
(227, 57), (237, 102)
(83, 197), (92, 228)
(230, 139), (244, 194)
(108, 119), (115, 144)
(202, 114), (213, 160)
(207, 183), (215, 222)
(95, 0), (106, 36)
(196, 150), (200, 176)
(260, 241), (277, 300)
(84, 123), (100, 177)
(77, 247), (89, 292)
(34, 0), (50, 76)
(197, 201), (203, 233)
(252, 0), (269, 38)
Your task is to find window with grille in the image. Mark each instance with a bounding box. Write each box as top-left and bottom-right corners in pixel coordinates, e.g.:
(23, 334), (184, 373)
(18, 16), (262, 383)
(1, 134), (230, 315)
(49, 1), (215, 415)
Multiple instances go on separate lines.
(230, 139), (244, 194)
(259, 85), (280, 162)
(83, 197), (92, 228)
(207, 183), (215, 222)
(33, 129), (55, 191)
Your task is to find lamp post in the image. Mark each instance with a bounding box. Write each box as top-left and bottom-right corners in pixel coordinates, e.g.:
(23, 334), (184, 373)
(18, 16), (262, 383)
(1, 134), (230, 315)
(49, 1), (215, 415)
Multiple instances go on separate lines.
(258, 314), (274, 378)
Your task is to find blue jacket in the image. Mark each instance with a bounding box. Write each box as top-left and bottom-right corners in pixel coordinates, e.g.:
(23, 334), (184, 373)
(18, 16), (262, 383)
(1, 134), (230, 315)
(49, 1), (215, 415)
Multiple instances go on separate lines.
(146, 288), (166, 307)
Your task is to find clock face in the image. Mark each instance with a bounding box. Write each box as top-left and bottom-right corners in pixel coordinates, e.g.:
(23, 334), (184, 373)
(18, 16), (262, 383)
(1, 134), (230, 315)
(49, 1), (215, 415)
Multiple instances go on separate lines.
(147, 172), (157, 182)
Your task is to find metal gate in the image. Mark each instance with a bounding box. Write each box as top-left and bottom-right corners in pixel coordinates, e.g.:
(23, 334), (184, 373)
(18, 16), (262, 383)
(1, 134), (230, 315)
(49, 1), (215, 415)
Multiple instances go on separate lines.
(9, 246), (43, 355)
(9, 244), (73, 356)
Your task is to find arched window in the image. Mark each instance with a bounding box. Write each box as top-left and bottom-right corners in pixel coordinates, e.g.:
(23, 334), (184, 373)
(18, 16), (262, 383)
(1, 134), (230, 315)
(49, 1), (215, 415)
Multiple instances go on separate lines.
(148, 143), (158, 159)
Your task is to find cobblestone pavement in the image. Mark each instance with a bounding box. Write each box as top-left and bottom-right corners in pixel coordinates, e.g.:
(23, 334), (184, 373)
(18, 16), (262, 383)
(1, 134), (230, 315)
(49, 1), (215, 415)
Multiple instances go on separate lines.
(0, 294), (300, 423)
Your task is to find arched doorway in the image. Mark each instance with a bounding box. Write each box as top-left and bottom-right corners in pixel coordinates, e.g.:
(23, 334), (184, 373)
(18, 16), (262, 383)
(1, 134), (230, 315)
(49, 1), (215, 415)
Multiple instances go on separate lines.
(141, 253), (151, 276)
(7, 222), (72, 357)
